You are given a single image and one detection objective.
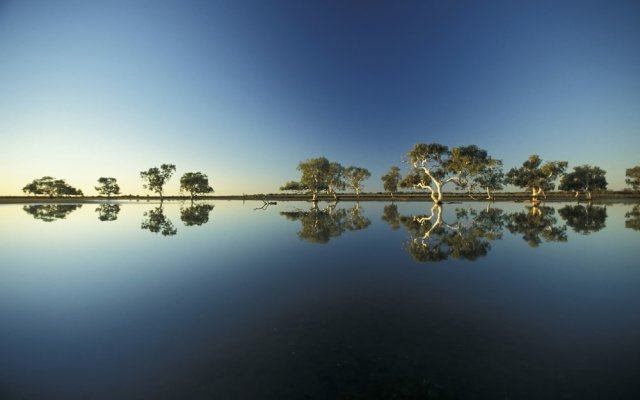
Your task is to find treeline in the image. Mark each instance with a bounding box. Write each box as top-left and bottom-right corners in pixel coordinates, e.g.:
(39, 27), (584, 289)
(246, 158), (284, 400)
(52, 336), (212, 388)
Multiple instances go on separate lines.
(281, 143), (640, 204)
(19, 143), (640, 203)
(22, 164), (214, 201)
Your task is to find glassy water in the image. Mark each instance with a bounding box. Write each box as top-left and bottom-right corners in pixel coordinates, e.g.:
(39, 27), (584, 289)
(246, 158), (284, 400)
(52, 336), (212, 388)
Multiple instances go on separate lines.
(1, 201), (639, 399)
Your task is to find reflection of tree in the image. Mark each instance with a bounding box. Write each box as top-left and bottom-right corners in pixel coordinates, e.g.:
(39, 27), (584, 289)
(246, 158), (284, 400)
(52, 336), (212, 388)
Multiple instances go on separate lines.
(506, 206), (567, 247)
(95, 204), (120, 222)
(281, 203), (370, 244)
(396, 204), (505, 262)
(381, 204), (401, 230)
(625, 205), (640, 231)
(181, 204), (214, 226)
(23, 204), (82, 222)
(141, 206), (177, 236)
(558, 204), (607, 234)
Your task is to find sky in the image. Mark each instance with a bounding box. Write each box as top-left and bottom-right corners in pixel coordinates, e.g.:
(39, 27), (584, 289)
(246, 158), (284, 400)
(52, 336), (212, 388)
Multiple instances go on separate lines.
(1, 0), (639, 195)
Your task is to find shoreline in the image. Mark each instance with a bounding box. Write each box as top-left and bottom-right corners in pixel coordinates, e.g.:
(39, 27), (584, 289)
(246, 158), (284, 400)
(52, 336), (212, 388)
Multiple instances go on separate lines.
(2, 191), (640, 204)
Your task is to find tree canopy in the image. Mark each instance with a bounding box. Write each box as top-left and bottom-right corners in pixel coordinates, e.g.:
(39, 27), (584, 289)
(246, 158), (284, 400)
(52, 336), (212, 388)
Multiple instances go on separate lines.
(506, 155), (567, 202)
(559, 165), (607, 199)
(180, 172), (214, 200)
(344, 166), (371, 199)
(626, 166), (640, 191)
(95, 177), (120, 197)
(381, 166), (401, 198)
(140, 164), (176, 200)
(22, 176), (83, 197)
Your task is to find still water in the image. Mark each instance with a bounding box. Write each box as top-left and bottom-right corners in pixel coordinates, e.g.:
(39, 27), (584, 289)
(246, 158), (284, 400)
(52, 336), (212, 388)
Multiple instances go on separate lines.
(1, 200), (639, 399)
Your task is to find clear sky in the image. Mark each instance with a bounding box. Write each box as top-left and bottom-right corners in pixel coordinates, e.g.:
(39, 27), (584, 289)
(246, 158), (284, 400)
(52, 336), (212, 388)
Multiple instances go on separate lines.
(1, 0), (639, 195)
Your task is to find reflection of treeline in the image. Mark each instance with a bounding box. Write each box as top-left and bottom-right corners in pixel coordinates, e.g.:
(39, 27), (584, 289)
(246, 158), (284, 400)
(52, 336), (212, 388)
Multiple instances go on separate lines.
(280, 204), (370, 244)
(23, 204), (82, 222)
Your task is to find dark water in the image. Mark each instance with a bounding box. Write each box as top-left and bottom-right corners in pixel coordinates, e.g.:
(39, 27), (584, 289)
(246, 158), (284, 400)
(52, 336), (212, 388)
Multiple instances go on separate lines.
(1, 201), (639, 399)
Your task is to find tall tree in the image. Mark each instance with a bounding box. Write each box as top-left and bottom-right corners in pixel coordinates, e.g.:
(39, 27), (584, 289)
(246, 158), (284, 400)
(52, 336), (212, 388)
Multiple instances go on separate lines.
(22, 176), (83, 197)
(280, 157), (331, 202)
(344, 166), (371, 200)
(180, 172), (214, 201)
(325, 162), (345, 201)
(559, 165), (607, 200)
(399, 143), (492, 204)
(472, 159), (504, 200)
(626, 166), (640, 191)
(95, 177), (120, 198)
(140, 164), (176, 201)
(381, 166), (401, 199)
(506, 155), (567, 203)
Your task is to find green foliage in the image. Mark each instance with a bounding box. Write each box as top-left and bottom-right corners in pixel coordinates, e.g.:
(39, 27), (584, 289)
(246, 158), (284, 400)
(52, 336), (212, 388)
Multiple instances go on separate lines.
(180, 172), (214, 200)
(506, 155), (568, 200)
(95, 177), (120, 197)
(280, 157), (339, 200)
(559, 165), (607, 198)
(401, 143), (494, 203)
(344, 166), (371, 198)
(381, 166), (401, 197)
(181, 204), (214, 226)
(506, 206), (567, 247)
(472, 159), (505, 198)
(140, 164), (176, 199)
(22, 176), (83, 197)
(95, 204), (121, 222)
(280, 203), (370, 244)
(625, 166), (640, 191)
(23, 204), (82, 222)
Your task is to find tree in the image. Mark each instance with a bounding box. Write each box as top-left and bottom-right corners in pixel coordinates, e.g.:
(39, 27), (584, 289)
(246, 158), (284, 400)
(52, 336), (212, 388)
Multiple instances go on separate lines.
(325, 162), (346, 201)
(626, 166), (640, 191)
(559, 165), (607, 200)
(280, 157), (332, 202)
(381, 166), (401, 199)
(344, 166), (371, 199)
(399, 143), (493, 204)
(22, 176), (83, 197)
(140, 164), (176, 201)
(506, 155), (568, 203)
(95, 177), (120, 198)
(180, 172), (214, 201)
(472, 159), (505, 200)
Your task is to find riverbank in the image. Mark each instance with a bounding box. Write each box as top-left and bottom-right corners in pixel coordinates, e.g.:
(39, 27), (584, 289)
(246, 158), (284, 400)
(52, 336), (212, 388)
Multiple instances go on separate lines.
(2, 191), (640, 204)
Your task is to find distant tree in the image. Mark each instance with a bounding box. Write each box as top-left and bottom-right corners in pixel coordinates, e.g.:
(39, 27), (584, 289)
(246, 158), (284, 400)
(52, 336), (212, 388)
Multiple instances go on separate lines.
(381, 166), (401, 198)
(344, 166), (370, 199)
(141, 206), (177, 236)
(626, 166), (640, 191)
(181, 204), (214, 226)
(95, 204), (121, 222)
(325, 162), (346, 201)
(506, 155), (567, 203)
(399, 143), (493, 204)
(180, 172), (214, 201)
(23, 204), (82, 222)
(95, 177), (120, 198)
(22, 176), (83, 197)
(559, 165), (607, 200)
(280, 157), (331, 202)
(472, 159), (505, 200)
(140, 164), (176, 201)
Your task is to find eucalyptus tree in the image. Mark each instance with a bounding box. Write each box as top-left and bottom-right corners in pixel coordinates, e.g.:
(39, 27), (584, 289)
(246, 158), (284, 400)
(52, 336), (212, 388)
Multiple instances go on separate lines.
(558, 204), (607, 234)
(325, 162), (346, 201)
(140, 164), (176, 201)
(472, 159), (505, 200)
(559, 165), (607, 200)
(344, 166), (370, 199)
(23, 204), (82, 222)
(22, 176), (83, 197)
(280, 157), (331, 202)
(180, 172), (214, 201)
(381, 166), (401, 198)
(399, 143), (493, 204)
(95, 204), (121, 222)
(506, 155), (567, 203)
(626, 166), (640, 191)
(95, 177), (120, 198)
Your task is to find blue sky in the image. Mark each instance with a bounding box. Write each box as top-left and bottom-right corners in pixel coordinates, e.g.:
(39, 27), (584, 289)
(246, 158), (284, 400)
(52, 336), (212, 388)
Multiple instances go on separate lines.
(1, 0), (639, 195)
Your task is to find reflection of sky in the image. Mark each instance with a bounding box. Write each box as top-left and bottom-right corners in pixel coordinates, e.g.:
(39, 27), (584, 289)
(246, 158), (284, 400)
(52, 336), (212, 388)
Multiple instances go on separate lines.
(0, 201), (639, 398)
(1, 1), (639, 195)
